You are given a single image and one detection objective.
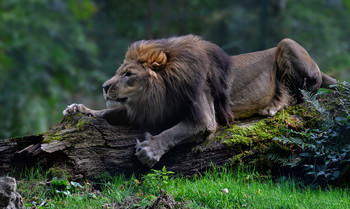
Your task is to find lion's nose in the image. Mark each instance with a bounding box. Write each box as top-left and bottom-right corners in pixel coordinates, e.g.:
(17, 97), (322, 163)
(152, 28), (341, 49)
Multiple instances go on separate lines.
(103, 84), (111, 93)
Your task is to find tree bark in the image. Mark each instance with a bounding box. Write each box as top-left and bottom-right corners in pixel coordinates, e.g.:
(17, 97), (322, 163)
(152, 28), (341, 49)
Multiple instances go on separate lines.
(0, 114), (237, 179)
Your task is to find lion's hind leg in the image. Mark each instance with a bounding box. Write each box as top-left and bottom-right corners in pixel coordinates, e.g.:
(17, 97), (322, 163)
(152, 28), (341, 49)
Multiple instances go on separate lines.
(259, 38), (323, 117)
(274, 38), (323, 103)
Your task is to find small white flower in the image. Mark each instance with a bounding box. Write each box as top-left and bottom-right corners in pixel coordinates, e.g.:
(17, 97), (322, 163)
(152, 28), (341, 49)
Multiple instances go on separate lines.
(221, 188), (229, 194)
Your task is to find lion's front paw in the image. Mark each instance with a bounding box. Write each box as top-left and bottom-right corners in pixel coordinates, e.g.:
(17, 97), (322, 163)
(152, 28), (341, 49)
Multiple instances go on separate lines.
(135, 133), (164, 167)
(63, 103), (94, 116)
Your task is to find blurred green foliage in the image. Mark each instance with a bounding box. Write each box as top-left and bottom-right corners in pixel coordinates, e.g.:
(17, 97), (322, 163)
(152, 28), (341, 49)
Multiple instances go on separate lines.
(0, 0), (349, 138)
(0, 0), (102, 138)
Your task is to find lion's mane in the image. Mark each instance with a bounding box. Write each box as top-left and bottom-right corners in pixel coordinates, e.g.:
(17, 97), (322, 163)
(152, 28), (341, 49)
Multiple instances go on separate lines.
(124, 35), (234, 130)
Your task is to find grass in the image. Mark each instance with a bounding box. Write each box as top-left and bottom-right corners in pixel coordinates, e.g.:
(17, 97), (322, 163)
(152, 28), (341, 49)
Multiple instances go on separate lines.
(165, 167), (349, 208)
(16, 166), (349, 208)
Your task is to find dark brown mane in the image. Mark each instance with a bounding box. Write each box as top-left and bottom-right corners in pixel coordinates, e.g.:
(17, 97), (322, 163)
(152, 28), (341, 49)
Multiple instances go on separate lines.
(124, 35), (233, 129)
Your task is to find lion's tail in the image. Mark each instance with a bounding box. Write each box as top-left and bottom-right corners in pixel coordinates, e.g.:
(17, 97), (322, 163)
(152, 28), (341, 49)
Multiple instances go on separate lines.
(321, 72), (337, 89)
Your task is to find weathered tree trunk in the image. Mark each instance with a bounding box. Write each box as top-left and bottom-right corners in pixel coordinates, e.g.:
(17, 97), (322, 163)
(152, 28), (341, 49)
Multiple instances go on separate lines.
(0, 114), (237, 179)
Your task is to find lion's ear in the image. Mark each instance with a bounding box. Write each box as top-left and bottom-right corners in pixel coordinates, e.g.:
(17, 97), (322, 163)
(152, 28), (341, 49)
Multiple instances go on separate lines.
(147, 51), (168, 71)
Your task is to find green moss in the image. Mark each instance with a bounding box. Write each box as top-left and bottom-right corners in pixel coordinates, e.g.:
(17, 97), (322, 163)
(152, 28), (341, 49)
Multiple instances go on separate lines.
(75, 117), (90, 129)
(62, 113), (95, 130)
(221, 112), (288, 146)
(42, 132), (63, 144)
(215, 102), (323, 170)
(217, 88), (350, 171)
(229, 135), (252, 146)
(219, 104), (322, 147)
(229, 150), (255, 164)
(41, 114), (95, 144)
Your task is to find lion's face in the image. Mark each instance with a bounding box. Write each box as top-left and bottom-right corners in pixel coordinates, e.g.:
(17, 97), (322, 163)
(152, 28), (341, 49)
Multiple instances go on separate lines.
(103, 61), (143, 108)
(102, 43), (168, 110)
(102, 59), (161, 109)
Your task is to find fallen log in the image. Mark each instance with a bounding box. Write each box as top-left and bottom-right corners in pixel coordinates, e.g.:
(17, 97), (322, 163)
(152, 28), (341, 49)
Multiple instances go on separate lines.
(0, 114), (237, 179)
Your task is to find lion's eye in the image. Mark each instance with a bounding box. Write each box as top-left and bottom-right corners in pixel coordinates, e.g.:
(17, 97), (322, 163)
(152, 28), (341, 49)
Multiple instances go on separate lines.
(124, 71), (133, 77)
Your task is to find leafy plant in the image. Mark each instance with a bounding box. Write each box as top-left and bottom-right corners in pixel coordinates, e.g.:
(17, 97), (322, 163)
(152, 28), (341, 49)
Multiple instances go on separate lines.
(50, 177), (86, 197)
(142, 166), (175, 193)
(332, 81), (350, 115)
(273, 82), (350, 185)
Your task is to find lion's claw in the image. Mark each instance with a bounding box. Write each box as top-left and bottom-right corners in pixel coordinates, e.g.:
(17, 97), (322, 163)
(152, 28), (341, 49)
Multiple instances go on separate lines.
(63, 103), (95, 117)
(135, 139), (142, 153)
(135, 135), (163, 167)
(63, 104), (81, 115)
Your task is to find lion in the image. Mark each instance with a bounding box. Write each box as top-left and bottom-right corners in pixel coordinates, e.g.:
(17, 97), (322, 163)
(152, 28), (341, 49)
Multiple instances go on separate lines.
(63, 35), (336, 167)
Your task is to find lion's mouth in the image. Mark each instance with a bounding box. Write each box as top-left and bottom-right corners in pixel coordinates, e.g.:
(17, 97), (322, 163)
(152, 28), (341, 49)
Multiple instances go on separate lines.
(106, 97), (128, 108)
(105, 95), (128, 103)
(114, 97), (128, 103)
